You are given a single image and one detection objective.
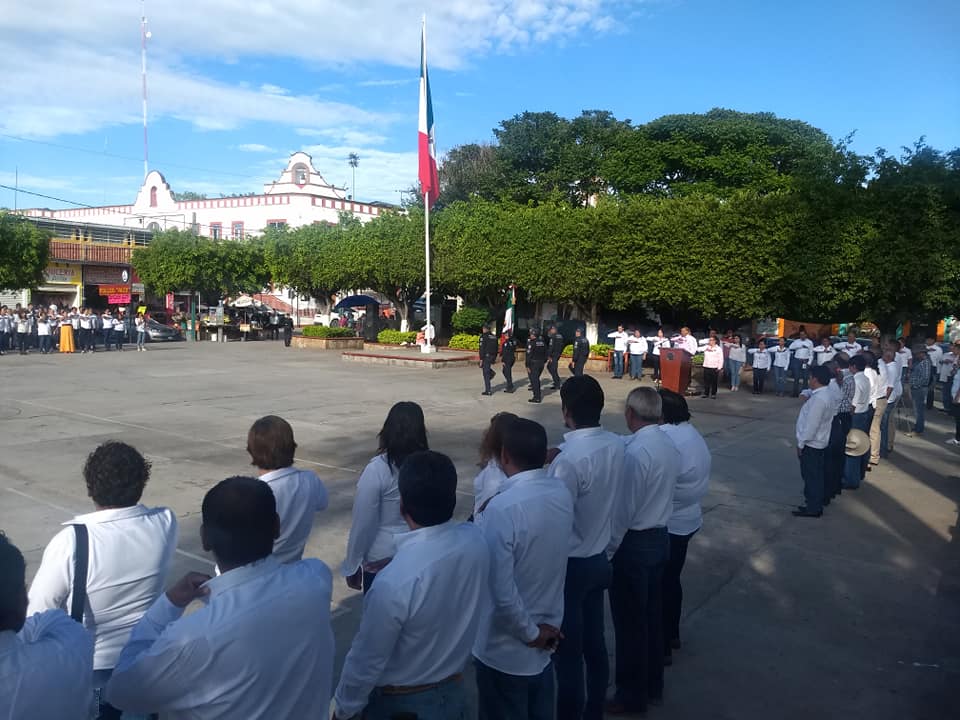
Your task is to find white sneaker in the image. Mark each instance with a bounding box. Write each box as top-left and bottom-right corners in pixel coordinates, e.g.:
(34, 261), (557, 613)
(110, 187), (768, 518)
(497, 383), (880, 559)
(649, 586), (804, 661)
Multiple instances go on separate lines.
(946, 438), (960, 446)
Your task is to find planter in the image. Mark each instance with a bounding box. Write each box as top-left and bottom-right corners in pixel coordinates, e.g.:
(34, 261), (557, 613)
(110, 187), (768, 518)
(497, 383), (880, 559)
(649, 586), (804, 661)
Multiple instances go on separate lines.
(292, 335), (365, 350)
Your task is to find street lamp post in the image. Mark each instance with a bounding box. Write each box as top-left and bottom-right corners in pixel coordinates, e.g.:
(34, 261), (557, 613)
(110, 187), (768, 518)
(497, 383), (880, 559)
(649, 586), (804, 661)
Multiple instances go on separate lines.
(348, 153), (359, 200)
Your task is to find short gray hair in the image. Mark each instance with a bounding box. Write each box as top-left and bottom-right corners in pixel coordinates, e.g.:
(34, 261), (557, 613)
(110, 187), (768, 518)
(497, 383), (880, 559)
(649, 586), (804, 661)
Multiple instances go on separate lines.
(626, 387), (662, 424)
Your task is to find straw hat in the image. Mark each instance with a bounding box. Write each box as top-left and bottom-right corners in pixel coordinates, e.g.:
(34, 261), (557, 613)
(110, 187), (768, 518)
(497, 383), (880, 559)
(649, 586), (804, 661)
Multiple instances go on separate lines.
(845, 429), (870, 457)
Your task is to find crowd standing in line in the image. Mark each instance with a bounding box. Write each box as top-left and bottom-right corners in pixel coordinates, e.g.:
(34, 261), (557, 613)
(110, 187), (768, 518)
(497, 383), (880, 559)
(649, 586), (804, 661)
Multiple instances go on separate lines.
(0, 303), (153, 356)
(3, 376), (718, 720)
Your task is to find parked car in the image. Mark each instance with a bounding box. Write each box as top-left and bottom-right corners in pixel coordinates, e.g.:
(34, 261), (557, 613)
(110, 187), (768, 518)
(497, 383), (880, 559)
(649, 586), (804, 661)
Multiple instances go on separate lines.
(145, 318), (183, 342)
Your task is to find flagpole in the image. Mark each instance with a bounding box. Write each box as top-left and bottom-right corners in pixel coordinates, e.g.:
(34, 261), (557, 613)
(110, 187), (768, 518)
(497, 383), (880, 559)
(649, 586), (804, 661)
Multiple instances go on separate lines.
(423, 193), (432, 353)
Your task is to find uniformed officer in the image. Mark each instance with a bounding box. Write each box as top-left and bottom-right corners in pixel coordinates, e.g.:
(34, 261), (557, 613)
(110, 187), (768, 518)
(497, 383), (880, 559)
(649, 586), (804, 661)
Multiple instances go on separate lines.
(501, 329), (517, 393)
(526, 328), (548, 403)
(479, 324), (499, 396)
(570, 327), (590, 377)
(546, 325), (565, 390)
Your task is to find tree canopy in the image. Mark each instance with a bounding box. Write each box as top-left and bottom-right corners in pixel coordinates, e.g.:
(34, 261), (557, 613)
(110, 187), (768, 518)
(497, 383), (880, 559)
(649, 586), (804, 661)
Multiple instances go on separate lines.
(0, 214), (51, 292)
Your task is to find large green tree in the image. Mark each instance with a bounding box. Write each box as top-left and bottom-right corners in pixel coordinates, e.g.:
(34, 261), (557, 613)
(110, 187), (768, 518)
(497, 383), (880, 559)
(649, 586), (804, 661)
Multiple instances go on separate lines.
(0, 214), (51, 291)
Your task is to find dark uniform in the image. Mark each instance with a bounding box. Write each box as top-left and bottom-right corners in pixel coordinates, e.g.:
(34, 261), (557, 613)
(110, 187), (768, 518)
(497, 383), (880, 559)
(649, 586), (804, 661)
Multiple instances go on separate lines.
(526, 332), (548, 402)
(571, 334), (590, 377)
(282, 316), (293, 346)
(479, 330), (499, 395)
(547, 329), (565, 389)
(501, 333), (517, 392)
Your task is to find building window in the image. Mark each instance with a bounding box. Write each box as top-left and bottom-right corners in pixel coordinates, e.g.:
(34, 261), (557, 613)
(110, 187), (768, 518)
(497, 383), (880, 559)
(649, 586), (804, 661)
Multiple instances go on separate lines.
(266, 220), (287, 231)
(292, 163), (309, 187)
(232, 222), (244, 240)
(150, 187), (157, 207)
(210, 223), (222, 240)
(147, 222), (161, 233)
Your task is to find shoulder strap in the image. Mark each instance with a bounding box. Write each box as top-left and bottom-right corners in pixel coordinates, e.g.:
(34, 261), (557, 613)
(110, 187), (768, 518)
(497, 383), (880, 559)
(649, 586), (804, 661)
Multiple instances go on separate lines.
(70, 524), (89, 623)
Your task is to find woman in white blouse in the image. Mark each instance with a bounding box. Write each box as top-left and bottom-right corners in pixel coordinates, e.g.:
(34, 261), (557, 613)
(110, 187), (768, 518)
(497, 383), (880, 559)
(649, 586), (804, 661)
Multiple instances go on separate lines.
(342, 401), (429, 593)
(648, 328), (669, 382)
(770, 337), (792, 396)
(472, 412), (517, 517)
(724, 335), (747, 392)
(747, 339), (772, 394)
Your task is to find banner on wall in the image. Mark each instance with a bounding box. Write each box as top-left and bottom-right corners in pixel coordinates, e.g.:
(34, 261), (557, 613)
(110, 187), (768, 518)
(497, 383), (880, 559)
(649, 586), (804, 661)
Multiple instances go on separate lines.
(108, 293), (132, 304)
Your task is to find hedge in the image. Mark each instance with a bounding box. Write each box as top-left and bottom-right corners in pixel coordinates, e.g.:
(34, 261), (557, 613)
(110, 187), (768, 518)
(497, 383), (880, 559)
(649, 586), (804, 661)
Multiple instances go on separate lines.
(301, 325), (355, 338)
(448, 333), (480, 351)
(451, 306), (491, 333)
(377, 329), (418, 345)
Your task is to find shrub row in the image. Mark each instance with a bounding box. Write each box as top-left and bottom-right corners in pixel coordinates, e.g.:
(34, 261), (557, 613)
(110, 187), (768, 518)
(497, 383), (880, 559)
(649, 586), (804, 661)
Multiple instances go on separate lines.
(302, 325), (356, 338)
(448, 333), (480, 351)
(377, 329), (418, 345)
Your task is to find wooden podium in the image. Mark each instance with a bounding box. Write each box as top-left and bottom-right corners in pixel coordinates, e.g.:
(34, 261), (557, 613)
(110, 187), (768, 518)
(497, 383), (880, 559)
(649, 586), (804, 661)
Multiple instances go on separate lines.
(660, 348), (692, 394)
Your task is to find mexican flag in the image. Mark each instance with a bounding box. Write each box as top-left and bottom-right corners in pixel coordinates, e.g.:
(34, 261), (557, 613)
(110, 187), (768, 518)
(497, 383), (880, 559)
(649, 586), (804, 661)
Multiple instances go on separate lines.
(418, 20), (439, 208)
(503, 285), (516, 335)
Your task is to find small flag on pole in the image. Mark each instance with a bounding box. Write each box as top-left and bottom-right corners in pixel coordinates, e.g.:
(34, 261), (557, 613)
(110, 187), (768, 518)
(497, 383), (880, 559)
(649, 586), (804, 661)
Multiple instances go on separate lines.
(503, 285), (516, 335)
(418, 21), (439, 208)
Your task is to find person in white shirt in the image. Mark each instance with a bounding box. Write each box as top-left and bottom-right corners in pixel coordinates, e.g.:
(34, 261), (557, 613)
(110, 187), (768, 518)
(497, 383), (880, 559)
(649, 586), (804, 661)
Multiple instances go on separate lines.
(106, 476), (335, 718)
(648, 328), (669, 382)
(36, 312), (52, 354)
(723, 335), (747, 392)
(865, 352), (891, 469)
(895, 338), (912, 383)
(834, 331), (862, 357)
(246, 415), (328, 564)
(113, 310), (127, 351)
(343, 402), (429, 593)
(947, 363), (960, 446)
(940, 342), (959, 413)
(812, 337), (837, 366)
(79, 308), (94, 353)
(844, 355), (873, 489)
(101, 311), (114, 351)
(793, 366), (835, 517)
(333, 451), (490, 720)
(788, 329), (815, 397)
(607, 324), (629, 379)
(879, 348), (904, 458)
(700, 336), (724, 398)
(473, 417), (574, 720)
(135, 312), (147, 351)
(607, 387), (679, 715)
(28, 441), (177, 717)
(548, 376), (625, 720)
(923, 337), (944, 410)
(657, 390), (710, 665)
(1, 531), (94, 720)
(768, 337), (792, 396)
(473, 412), (516, 518)
(674, 326), (698, 356)
(627, 330), (648, 381)
(747, 339), (772, 394)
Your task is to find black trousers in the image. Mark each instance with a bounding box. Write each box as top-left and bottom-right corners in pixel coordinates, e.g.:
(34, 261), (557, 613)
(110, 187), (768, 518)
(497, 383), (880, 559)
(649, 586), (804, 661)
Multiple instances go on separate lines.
(283, 328), (292, 346)
(702, 367), (719, 396)
(826, 412), (850, 499)
(528, 363), (544, 400)
(503, 361), (514, 390)
(481, 356), (494, 392)
(547, 358), (562, 387)
(651, 355), (661, 380)
(572, 359), (586, 377)
(662, 530), (697, 655)
(17, 332), (28, 353)
(753, 368), (767, 393)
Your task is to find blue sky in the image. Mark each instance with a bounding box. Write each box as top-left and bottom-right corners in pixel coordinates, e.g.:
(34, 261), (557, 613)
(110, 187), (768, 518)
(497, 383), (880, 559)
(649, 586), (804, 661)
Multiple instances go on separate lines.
(1, 0), (957, 210)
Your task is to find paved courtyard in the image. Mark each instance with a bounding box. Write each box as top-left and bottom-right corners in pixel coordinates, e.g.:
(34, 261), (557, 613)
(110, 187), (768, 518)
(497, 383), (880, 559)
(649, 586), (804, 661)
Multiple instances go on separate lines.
(1, 341), (957, 718)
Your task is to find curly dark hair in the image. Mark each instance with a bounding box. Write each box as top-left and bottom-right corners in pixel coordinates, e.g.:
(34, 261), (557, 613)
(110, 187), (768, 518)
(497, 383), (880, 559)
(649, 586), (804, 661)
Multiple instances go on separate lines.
(378, 401), (429, 470)
(0, 531), (26, 632)
(83, 441), (152, 507)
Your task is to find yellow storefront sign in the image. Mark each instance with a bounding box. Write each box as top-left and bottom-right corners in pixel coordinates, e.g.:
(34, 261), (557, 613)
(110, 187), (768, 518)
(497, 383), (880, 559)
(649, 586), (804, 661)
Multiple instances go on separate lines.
(43, 263), (81, 285)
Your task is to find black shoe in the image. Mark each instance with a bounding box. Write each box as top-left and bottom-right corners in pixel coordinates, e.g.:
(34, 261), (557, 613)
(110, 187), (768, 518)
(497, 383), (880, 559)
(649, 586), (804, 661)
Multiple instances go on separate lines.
(481, 391), (492, 396)
(528, 398), (542, 403)
(551, 384), (560, 390)
(504, 388), (515, 394)
(792, 508), (822, 518)
(701, 394), (709, 399)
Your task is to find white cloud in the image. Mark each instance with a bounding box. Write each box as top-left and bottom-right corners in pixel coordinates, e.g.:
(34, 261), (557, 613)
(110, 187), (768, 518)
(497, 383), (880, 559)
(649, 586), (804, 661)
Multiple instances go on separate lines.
(295, 128), (390, 147)
(358, 79), (415, 88)
(302, 144), (418, 202)
(236, 143), (277, 153)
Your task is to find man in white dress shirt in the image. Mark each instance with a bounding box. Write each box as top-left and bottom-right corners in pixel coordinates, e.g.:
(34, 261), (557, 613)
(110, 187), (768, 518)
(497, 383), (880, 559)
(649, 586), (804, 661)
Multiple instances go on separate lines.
(473, 417), (574, 720)
(1, 532), (93, 720)
(923, 337), (944, 410)
(549, 376), (625, 720)
(675, 326), (698, 356)
(28, 441), (178, 718)
(106, 476), (335, 718)
(793, 366), (835, 517)
(246, 415), (328, 563)
(789, 329), (815, 397)
(834, 331), (862, 357)
(333, 451), (490, 720)
(607, 324), (629, 379)
(844, 355), (872, 489)
(607, 387), (679, 716)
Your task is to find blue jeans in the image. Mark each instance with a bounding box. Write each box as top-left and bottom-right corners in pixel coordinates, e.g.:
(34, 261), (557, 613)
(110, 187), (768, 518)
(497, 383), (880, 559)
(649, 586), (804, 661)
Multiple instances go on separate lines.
(365, 676), (467, 720)
(136, 331), (145, 350)
(727, 359), (743, 389)
(555, 553), (612, 720)
(613, 350), (624, 378)
(943, 382), (954, 413)
(799, 446), (825, 513)
(610, 527), (669, 712)
(912, 388), (926, 432)
(628, 354), (643, 379)
(475, 659), (554, 720)
(843, 411), (870, 488)
(791, 358), (809, 395)
(773, 365), (787, 394)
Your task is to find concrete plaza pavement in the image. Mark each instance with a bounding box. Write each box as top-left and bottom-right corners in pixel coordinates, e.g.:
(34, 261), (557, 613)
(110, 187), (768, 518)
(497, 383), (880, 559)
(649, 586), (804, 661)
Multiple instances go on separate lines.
(0, 340), (957, 718)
